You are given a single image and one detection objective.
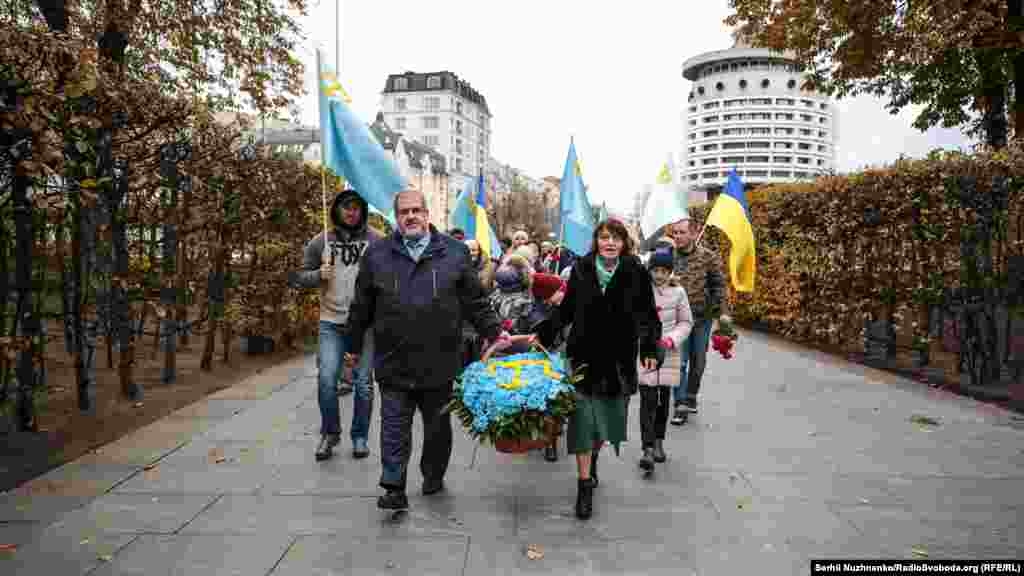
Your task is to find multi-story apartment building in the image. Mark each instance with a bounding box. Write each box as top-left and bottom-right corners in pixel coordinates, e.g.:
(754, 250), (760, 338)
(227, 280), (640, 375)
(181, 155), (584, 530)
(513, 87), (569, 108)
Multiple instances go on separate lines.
(380, 71), (492, 213)
(681, 35), (839, 204)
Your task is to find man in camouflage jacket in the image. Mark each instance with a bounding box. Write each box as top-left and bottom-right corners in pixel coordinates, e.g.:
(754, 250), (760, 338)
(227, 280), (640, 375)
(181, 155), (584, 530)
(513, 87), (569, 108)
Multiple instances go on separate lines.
(668, 218), (730, 424)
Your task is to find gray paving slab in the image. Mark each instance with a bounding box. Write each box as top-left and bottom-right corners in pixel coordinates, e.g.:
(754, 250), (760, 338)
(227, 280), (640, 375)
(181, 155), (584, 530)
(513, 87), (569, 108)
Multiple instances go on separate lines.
(3, 335), (1023, 574)
(270, 533), (468, 575)
(47, 493), (221, 535)
(87, 533), (293, 576)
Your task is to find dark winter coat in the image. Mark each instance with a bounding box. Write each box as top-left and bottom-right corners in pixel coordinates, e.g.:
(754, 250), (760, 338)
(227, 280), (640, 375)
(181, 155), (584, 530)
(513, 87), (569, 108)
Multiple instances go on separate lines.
(346, 225), (502, 390)
(537, 253), (661, 397)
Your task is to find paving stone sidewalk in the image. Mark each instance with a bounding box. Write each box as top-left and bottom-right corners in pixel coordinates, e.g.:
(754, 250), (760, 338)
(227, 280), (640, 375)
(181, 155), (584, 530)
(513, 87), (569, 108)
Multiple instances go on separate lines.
(1, 330), (1022, 575)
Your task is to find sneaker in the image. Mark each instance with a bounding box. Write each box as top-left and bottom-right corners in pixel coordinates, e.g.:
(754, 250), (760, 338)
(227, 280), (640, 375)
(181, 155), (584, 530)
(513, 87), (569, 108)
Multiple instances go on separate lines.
(352, 438), (369, 459)
(377, 489), (409, 510)
(683, 399), (698, 414)
(315, 434), (340, 461)
(638, 447), (654, 472)
(670, 407), (688, 426)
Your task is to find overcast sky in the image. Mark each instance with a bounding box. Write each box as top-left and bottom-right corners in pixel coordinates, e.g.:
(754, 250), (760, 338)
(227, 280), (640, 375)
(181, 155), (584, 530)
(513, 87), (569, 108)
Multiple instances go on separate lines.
(294, 0), (974, 214)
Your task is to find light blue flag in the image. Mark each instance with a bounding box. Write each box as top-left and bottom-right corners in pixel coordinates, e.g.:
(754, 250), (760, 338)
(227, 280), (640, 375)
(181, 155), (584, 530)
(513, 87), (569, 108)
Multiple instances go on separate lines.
(318, 51), (406, 224)
(559, 140), (594, 256)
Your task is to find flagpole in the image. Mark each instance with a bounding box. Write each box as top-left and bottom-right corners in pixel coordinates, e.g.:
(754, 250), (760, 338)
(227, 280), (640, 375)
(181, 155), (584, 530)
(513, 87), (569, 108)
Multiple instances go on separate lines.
(316, 48), (330, 264)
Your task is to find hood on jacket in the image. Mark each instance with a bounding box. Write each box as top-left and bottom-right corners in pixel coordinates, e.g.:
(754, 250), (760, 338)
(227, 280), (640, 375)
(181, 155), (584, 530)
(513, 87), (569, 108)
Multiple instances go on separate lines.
(331, 189), (369, 236)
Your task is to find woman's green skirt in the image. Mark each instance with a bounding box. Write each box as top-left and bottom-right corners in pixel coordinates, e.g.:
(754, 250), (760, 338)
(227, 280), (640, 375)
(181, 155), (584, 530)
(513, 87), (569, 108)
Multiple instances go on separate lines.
(566, 393), (627, 454)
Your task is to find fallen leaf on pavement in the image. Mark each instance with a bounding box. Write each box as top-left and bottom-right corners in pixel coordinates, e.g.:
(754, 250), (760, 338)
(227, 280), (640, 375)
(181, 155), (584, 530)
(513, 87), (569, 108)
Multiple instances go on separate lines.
(133, 402), (144, 408)
(909, 415), (940, 428)
(526, 544), (544, 560)
(143, 466), (159, 481)
(911, 547), (928, 558)
(736, 496), (752, 510)
(859, 498), (870, 504)
(80, 539), (90, 545)
(207, 448), (225, 464)
(98, 554), (113, 562)
(0, 544), (17, 552)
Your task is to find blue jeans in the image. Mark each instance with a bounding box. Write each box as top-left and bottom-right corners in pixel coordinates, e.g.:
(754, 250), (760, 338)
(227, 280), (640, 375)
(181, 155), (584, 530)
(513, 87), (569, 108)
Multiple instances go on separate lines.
(673, 318), (713, 405)
(318, 321), (374, 440)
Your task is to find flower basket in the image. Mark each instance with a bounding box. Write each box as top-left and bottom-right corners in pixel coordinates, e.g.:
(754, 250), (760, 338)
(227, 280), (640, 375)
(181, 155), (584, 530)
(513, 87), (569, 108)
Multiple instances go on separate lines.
(443, 340), (581, 453)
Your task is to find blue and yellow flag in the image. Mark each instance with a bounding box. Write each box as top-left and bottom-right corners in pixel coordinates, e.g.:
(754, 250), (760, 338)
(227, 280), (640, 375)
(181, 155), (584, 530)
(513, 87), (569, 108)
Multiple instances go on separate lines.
(558, 139), (594, 256)
(706, 169), (756, 292)
(450, 173), (502, 259)
(318, 50), (406, 223)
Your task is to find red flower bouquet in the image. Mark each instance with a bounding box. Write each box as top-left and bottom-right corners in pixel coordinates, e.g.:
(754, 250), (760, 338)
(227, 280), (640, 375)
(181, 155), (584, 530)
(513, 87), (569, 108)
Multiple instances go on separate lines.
(711, 320), (738, 359)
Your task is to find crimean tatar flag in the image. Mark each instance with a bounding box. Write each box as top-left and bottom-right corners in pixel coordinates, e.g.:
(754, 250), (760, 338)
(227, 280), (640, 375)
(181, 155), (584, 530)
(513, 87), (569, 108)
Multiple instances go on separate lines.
(706, 169), (756, 292)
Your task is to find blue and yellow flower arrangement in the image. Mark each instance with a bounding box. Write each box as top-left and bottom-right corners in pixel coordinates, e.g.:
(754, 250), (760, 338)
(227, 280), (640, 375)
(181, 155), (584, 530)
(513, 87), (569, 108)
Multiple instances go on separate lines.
(444, 349), (582, 449)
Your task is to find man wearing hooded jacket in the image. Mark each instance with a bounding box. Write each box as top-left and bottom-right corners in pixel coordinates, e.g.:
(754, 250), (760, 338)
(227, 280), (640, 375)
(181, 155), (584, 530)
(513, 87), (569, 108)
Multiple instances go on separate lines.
(292, 189), (380, 462)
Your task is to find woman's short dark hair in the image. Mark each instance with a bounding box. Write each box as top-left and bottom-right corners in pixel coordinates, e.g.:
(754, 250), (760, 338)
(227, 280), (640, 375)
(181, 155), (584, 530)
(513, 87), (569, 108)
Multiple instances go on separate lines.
(591, 219), (634, 257)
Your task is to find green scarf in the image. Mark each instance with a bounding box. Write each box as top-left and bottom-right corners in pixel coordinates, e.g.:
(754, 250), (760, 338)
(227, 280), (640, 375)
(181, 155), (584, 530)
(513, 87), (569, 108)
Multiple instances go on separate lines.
(595, 257), (619, 293)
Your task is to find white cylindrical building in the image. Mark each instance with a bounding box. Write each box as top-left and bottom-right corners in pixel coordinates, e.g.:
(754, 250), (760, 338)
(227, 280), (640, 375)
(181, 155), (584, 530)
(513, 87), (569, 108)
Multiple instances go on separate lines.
(680, 37), (838, 204)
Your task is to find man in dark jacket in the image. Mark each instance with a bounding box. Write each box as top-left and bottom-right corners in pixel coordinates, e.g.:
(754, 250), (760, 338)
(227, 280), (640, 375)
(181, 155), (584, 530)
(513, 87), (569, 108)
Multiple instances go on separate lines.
(345, 189), (512, 511)
(291, 189), (380, 462)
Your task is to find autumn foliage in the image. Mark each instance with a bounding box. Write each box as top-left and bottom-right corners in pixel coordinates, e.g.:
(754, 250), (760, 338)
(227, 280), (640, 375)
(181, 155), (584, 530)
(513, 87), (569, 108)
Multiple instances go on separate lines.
(692, 147), (1024, 367)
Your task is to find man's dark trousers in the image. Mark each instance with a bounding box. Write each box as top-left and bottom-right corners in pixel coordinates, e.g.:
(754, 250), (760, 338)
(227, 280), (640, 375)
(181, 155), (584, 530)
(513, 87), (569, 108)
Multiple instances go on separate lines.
(379, 384), (453, 491)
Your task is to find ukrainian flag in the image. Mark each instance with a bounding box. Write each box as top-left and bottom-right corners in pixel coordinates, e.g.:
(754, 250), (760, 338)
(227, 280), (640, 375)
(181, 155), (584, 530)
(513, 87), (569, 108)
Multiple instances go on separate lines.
(706, 169), (756, 292)
(450, 173), (502, 259)
(317, 50), (406, 223)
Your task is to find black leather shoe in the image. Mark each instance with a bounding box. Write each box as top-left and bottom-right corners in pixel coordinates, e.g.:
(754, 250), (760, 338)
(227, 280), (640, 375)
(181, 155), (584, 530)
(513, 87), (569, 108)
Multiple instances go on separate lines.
(639, 447), (654, 471)
(653, 439), (667, 463)
(377, 490), (409, 510)
(422, 479), (445, 496)
(670, 407), (688, 426)
(575, 478), (595, 520)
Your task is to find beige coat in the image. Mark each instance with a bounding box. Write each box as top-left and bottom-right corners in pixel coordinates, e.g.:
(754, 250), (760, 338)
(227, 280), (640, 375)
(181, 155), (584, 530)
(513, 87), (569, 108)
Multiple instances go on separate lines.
(638, 283), (693, 387)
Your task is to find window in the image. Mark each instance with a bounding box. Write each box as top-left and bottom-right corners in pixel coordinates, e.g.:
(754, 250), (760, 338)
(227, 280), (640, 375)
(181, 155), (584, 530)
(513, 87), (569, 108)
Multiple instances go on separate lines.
(802, 99), (814, 108)
(801, 114), (813, 122)
(394, 117), (406, 129)
(456, 158), (463, 172)
(776, 98), (795, 106)
(395, 97), (407, 111)
(820, 103), (828, 110)
(723, 156), (745, 164)
(750, 98), (772, 105)
(688, 133), (697, 140)
(423, 116), (439, 129)
(688, 161), (695, 167)
(455, 139), (463, 154)
(701, 172), (718, 179)
(739, 79), (748, 88)
(723, 142), (746, 150)
(702, 158), (717, 165)
(819, 131), (828, 138)
(787, 79), (796, 89)
(427, 76), (441, 89)
(775, 127), (794, 135)
(798, 143), (811, 150)
(800, 128), (813, 135)
(776, 113), (794, 120)
(703, 102), (720, 109)
(748, 141), (770, 149)
(702, 143), (719, 151)
(394, 78), (408, 90)
(423, 135), (439, 147)
(689, 106), (697, 112)
(747, 170), (768, 177)
(774, 156), (792, 163)
(818, 145), (827, 152)
(703, 116), (719, 123)
(715, 82), (725, 91)
(749, 127), (771, 135)
(771, 171), (791, 177)
(424, 96), (440, 111)
(774, 142), (792, 149)
(456, 120), (463, 135)
(761, 79), (770, 88)
(798, 157), (811, 164)
(794, 171), (809, 178)
(456, 101), (463, 114)
(689, 174), (700, 181)
(689, 119), (697, 126)
(724, 99), (746, 107)
(817, 159), (825, 165)
(702, 130), (718, 137)
(747, 156), (770, 163)
(819, 117), (828, 123)
(688, 146), (696, 153)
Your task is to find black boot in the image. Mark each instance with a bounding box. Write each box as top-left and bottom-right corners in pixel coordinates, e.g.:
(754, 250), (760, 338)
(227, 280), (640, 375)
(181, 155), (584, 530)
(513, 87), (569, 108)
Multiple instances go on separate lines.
(589, 450), (599, 487)
(575, 478), (595, 520)
(652, 439), (667, 463)
(639, 446), (654, 472)
(544, 438), (558, 462)
(377, 489), (409, 510)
